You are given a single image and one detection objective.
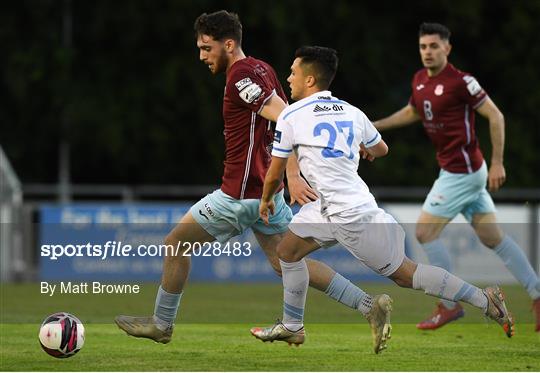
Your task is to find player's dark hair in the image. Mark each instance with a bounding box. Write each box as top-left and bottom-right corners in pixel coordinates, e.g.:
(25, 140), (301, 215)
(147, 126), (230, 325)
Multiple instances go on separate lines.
(194, 10), (242, 44)
(419, 22), (451, 41)
(295, 46), (338, 90)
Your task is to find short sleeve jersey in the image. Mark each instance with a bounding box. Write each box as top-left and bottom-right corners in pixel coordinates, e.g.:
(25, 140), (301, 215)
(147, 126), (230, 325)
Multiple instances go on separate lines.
(273, 91), (381, 216)
(409, 63), (488, 173)
(222, 57), (287, 199)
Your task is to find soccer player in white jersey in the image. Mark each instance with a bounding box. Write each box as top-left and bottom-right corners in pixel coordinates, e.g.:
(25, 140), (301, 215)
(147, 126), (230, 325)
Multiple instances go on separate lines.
(115, 11), (381, 345)
(250, 46), (515, 353)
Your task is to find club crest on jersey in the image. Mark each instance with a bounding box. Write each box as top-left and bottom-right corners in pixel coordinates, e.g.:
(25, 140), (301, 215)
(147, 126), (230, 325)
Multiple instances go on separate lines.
(274, 130), (282, 143)
(239, 83), (262, 104)
(434, 84), (444, 96)
(235, 77), (252, 91)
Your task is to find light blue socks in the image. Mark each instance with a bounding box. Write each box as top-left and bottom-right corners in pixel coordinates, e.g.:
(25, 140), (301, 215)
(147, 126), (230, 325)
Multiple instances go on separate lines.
(413, 263), (487, 310)
(494, 235), (540, 300)
(154, 285), (182, 329)
(424, 234), (540, 303)
(281, 259), (308, 331)
(325, 273), (373, 315)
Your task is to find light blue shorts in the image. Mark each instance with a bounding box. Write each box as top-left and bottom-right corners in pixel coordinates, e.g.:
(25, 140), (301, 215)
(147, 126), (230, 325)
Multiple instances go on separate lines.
(422, 162), (496, 222)
(190, 189), (292, 243)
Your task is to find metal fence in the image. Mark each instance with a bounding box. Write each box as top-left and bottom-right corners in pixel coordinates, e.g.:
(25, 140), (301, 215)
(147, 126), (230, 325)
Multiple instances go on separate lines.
(0, 146), (24, 281)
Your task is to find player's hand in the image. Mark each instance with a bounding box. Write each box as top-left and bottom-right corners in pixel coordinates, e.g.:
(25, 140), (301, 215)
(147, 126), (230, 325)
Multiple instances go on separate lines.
(287, 176), (318, 206)
(360, 143), (375, 162)
(259, 199), (275, 225)
(488, 163), (506, 192)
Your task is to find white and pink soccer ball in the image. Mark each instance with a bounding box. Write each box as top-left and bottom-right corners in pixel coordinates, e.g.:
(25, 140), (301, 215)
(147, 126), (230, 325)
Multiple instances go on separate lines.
(38, 312), (85, 358)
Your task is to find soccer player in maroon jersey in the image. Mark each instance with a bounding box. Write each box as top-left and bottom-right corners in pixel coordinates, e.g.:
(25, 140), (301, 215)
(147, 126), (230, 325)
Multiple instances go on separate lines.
(115, 10), (377, 343)
(375, 22), (540, 332)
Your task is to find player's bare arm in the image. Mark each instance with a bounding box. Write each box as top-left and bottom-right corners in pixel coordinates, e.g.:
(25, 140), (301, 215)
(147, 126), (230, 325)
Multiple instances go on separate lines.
(259, 93), (287, 122)
(374, 104), (421, 131)
(258, 90), (318, 205)
(260, 156), (288, 224)
(364, 139), (389, 158)
(476, 97), (506, 192)
(285, 153), (318, 205)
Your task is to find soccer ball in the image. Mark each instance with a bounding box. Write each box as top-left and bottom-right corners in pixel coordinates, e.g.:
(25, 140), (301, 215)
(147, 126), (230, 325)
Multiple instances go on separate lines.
(38, 312), (85, 358)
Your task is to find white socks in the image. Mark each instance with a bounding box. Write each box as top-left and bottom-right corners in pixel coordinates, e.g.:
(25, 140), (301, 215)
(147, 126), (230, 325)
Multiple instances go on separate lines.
(413, 263), (487, 311)
(280, 259), (308, 331)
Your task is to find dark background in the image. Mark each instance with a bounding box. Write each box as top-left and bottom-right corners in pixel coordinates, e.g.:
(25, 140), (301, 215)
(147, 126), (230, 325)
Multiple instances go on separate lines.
(2, 0), (539, 188)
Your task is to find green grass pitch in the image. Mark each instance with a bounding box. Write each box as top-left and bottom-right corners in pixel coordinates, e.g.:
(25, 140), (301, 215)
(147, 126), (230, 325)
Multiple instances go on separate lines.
(1, 283), (539, 371)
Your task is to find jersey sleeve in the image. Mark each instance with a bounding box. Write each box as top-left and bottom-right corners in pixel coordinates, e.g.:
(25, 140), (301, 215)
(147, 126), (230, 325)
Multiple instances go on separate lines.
(459, 74), (488, 109)
(360, 113), (382, 148)
(226, 67), (275, 114)
(271, 112), (294, 158)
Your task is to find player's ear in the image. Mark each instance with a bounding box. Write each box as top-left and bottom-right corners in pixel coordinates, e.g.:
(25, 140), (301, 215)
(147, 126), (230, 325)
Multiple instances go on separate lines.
(306, 75), (316, 88)
(445, 42), (452, 56)
(224, 39), (235, 53)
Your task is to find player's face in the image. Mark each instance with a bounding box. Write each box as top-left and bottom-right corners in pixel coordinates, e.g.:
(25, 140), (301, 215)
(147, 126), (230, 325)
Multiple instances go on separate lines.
(197, 34), (228, 74)
(287, 58), (308, 101)
(419, 34), (451, 73)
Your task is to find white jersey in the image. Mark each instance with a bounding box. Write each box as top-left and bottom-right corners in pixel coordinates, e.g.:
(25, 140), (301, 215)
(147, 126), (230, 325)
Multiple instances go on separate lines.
(272, 90), (382, 216)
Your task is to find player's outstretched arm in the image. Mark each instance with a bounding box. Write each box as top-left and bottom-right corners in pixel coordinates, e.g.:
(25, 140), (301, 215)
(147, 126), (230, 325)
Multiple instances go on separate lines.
(260, 156), (288, 224)
(374, 104), (421, 131)
(476, 97), (506, 192)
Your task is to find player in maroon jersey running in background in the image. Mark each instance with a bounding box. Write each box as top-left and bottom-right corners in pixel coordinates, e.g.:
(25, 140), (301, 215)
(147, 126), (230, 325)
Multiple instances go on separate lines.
(115, 10), (386, 343)
(375, 22), (540, 332)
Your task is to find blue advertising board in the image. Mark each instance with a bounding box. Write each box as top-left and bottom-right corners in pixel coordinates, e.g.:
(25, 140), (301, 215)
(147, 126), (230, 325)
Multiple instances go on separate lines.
(39, 204), (400, 282)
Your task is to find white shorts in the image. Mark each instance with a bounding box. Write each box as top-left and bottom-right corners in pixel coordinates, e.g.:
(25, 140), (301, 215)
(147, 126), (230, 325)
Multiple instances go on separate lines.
(289, 200), (405, 277)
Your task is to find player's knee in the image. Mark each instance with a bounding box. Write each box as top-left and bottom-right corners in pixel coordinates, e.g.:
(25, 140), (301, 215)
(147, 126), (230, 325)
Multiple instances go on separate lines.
(415, 225), (436, 244)
(415, 226), (428, 243)
(264, 254), (283, 277)
(164, 233), (179, 248)
(388, 258), (416, 288)
(390, 274), (413, 288)
(474, 225), (504, 249)
(479, 234), (502, 249)
(275, 244), (286, 259)
(163, 233), (189, 256)
(472, 216), (504, 249)
(276, 244), (301, 262)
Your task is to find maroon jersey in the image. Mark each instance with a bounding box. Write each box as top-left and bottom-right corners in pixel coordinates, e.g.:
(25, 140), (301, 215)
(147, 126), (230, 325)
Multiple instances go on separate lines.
(221, 57), (287, 199)
(409, 63), (488, 173)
